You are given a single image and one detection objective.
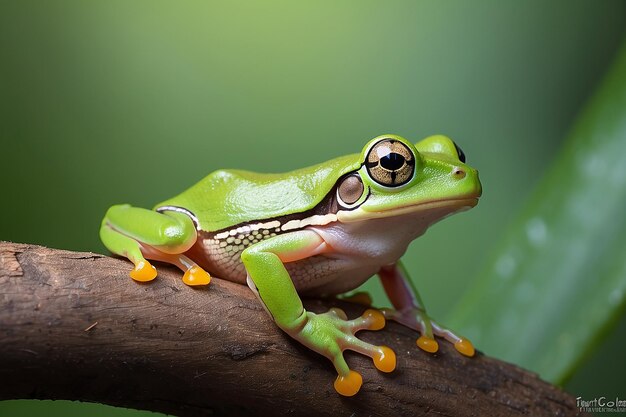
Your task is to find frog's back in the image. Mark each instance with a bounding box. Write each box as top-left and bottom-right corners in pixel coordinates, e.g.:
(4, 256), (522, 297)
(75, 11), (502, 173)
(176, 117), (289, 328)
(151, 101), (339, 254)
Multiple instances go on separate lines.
(155, 153), (360, 232)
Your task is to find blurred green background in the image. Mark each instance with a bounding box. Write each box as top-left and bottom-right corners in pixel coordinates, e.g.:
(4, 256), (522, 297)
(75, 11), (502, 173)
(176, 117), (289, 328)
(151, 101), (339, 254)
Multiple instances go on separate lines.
(1, 1), (625, 415)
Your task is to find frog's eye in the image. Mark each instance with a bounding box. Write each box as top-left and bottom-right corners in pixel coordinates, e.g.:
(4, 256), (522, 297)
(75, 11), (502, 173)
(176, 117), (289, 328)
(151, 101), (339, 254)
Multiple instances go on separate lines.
(365, 139), (415, 187)
(337, 173), (365, 207)
(453, 142), (466, 163)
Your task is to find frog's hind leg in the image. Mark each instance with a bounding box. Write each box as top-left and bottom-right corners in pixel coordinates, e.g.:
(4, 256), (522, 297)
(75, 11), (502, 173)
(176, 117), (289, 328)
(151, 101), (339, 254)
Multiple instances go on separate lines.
(99, 219), (158, 281)
(378, 261), (474, 357)
(99, 204), (210, 286)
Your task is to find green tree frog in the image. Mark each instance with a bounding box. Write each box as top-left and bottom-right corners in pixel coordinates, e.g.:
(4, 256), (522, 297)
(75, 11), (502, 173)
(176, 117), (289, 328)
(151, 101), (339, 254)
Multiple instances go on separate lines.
(100, 134), (482, 396)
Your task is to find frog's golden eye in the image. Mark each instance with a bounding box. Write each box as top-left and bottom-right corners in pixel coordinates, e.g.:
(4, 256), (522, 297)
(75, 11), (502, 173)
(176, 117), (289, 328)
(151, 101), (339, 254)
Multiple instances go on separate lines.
(365, 139), (415, 187)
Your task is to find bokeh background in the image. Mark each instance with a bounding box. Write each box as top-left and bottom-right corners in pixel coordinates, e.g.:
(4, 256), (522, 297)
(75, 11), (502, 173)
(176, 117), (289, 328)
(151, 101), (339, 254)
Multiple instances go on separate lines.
(1, 1), (625, 415)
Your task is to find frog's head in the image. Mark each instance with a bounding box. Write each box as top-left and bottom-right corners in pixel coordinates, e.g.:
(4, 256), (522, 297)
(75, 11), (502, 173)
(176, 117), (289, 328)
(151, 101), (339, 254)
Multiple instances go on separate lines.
(335, 134), (482, 223)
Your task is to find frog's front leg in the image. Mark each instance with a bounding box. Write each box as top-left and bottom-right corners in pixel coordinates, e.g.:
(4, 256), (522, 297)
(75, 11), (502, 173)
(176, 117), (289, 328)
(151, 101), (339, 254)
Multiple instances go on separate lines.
(241, 230), (396, 397)
(379, 261), (475, 357)
(100, 204), (210, 286)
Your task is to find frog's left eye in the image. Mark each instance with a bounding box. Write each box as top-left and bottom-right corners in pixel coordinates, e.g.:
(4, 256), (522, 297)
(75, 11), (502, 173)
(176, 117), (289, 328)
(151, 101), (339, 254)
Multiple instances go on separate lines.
(365, 139), (415, 187)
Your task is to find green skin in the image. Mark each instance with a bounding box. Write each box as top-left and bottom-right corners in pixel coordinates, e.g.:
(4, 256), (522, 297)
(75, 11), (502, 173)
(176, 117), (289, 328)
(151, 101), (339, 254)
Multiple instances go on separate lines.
(100, 134), (482, 396)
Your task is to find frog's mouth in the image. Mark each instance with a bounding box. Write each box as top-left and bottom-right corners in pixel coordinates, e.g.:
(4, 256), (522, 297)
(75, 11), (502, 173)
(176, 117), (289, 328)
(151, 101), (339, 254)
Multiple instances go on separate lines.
(337, 197), (479, 222)
(375, 197), (479, 217)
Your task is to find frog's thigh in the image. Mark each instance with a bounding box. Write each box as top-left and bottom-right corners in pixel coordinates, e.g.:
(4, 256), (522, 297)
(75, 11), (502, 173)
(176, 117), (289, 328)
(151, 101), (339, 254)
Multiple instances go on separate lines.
(103, 204), (197, 252)
(241, 230), (328, 329)
(100, 204), (209, 285)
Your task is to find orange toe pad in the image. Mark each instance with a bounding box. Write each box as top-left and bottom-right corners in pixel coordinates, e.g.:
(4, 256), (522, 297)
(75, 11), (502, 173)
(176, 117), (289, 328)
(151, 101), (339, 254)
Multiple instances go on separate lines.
(417, 335), (439, 353)
(130, 260), (157, 282)
(454, 339), (475, 357)
(373, 346), (396, 373)
(362, 309), (386, 330)
(183, 265), (211, 286)
(334, 370), (362, 397)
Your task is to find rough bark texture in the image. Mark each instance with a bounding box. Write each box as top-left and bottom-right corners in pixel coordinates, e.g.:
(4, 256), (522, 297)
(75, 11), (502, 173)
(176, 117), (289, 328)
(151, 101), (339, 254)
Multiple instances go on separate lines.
(0, 242), (584, 416)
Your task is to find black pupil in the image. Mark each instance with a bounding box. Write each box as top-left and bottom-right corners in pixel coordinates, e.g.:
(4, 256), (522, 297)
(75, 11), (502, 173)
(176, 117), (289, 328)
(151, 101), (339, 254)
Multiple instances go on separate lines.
(380, 152), (405, 170)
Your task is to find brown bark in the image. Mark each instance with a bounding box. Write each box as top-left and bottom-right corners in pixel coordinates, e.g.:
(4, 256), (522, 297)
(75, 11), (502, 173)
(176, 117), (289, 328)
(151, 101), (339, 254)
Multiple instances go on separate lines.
(0, 242), (583, 416)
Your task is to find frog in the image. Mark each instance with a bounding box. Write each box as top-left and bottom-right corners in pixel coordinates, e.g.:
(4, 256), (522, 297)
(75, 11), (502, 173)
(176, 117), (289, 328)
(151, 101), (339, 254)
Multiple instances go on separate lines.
(99, 134), (482, 396)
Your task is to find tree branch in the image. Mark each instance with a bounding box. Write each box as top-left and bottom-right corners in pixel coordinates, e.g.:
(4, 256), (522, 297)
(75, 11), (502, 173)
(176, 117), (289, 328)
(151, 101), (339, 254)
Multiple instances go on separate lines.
(0, 242), (583, 416)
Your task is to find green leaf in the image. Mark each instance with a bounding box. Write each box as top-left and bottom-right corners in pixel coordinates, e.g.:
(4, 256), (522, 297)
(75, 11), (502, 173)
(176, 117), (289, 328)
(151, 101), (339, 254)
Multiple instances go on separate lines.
(448, 39), (626, 384)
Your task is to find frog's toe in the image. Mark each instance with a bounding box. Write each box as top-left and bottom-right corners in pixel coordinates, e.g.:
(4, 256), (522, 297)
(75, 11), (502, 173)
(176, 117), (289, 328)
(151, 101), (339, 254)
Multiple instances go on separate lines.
(416, 335), (439, 353)
(129, 260), (157, 282)
(383, 308), (473, 356)
(341, 336), (397, 374)
(334, 370), (363, 397)
(431, 320), (475, 357)
(372, 345), (396, 372)
(354, 343), (397, 373)
(349, 308), (386, 332)
(182, 265), (211, 286)
(340, 309), (395, 373)
(454, 338), (475, 357)
(328, 346), (363, 396)
(312, 309), (395, 396)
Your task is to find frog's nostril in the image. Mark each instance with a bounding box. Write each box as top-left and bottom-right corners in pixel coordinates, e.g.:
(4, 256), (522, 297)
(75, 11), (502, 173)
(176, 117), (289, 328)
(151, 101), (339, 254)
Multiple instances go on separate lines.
(452, 168), (466, 179)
